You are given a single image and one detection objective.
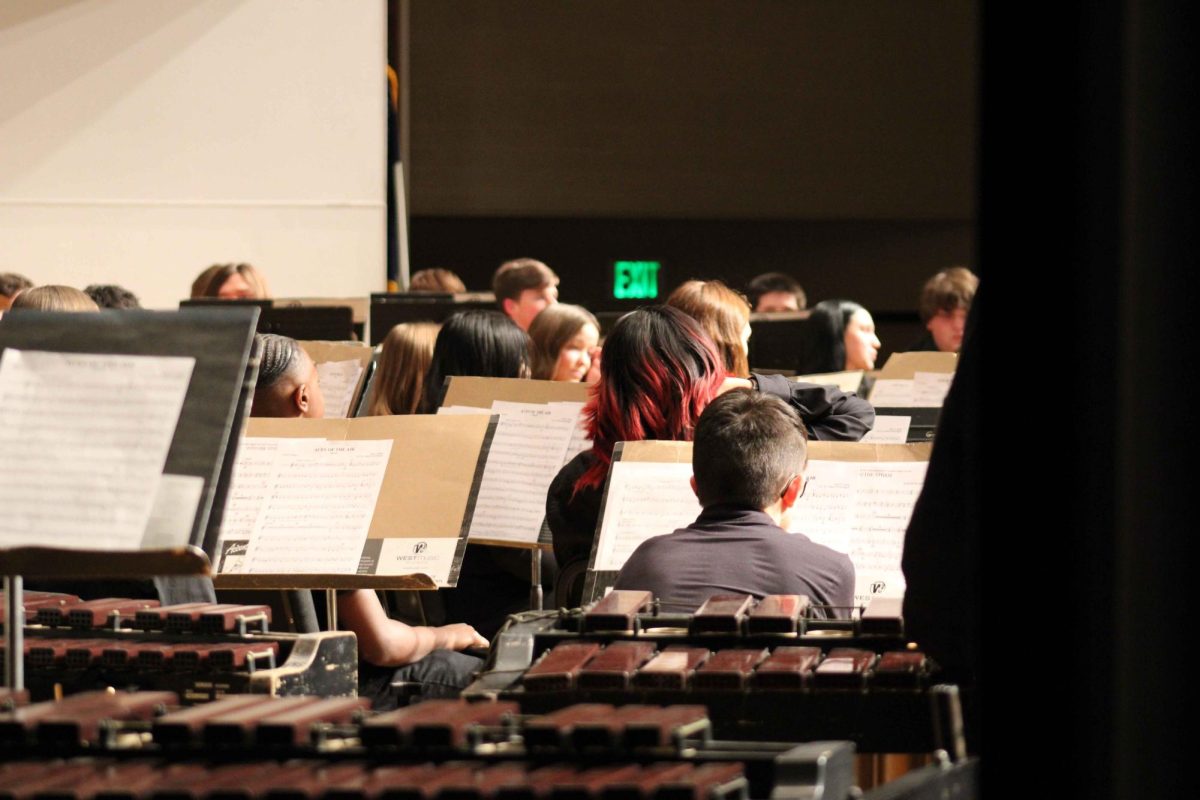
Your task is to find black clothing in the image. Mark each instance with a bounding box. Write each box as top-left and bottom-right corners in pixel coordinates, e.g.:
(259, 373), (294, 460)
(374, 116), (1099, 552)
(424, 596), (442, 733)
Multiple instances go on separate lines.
(547, 377), (873, 606)
(905, 331), (941, 352)
(437, 544), (555, 641)
(613, 505), (855, 616)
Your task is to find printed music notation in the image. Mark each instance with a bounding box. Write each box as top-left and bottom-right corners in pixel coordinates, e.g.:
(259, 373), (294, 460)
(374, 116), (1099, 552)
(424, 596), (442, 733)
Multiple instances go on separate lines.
(786, 459), (928, 606)
(466, 401), (581, 545)
(316, 359), (365, 419)
(217, 437), (392, 574)
(593, 461), (700, 572)
(0, 349), (195, 551)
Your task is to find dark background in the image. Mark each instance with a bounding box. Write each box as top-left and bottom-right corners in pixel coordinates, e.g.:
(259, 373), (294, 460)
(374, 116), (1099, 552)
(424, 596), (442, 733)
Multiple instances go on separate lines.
(395, 0), (976, 351)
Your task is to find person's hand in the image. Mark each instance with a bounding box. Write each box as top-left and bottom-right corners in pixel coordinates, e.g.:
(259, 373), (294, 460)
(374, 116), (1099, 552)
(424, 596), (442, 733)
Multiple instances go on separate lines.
(439, 623), (488, 651)
(717, 376), (753, 395)
(583, 346), (603, 385)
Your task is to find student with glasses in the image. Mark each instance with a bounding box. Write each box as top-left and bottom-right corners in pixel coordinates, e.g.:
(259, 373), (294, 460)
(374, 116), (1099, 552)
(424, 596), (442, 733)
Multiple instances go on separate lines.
(612, 388), (855, 618)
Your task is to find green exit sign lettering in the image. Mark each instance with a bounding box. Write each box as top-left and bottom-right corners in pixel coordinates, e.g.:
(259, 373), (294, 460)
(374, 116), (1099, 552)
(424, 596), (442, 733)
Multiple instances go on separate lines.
(612, 261), (661, 300)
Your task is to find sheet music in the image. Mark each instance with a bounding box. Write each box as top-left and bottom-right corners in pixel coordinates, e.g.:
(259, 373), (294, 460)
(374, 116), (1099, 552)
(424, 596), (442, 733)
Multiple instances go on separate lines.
(219, 437), (393, 574)
(859, 415), (912, 443)
(0, 349), (195, 550)
(551, 401), (592, 463)
(465, 401), (578, 544)
(376, 537), (460, 585)
(317, 358), (365, 418)
(593, 460), (700, 571)
(867, 378), (914, 407)
(913, 371), (954, 407)
(786, 459), (928, 607)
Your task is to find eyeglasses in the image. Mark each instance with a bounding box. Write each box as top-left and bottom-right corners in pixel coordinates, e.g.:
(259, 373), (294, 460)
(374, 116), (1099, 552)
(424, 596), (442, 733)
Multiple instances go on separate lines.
(781, 475), (810, 500)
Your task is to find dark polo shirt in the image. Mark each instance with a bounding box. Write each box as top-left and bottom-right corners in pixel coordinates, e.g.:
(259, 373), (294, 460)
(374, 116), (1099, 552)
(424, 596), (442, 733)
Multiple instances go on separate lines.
(612, 504), (855, 617)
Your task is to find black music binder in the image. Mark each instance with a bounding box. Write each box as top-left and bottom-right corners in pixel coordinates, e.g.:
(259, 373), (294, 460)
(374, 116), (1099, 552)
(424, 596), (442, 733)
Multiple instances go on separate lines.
(180, 299), (355, 342)
(747, 311), (814, 372)
(0, 307), (259, 575)
(369, 292), (497, 345)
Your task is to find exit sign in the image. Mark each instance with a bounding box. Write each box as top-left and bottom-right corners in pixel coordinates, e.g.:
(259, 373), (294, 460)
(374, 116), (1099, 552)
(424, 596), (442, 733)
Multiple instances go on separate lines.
(612, 261), (661, 300)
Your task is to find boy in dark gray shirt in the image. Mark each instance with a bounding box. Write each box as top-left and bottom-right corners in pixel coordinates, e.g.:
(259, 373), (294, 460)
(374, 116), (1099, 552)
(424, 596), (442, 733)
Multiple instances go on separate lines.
(613, 389), (855, 616)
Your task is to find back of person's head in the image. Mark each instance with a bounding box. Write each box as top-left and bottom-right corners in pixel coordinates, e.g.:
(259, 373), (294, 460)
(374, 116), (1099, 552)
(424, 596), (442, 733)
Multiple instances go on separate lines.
(9, 285), (100, 313)
(918, 266), (978, 322)
(746, 272), (807, 312)
(1, 272), (33, 300)
(419, 310), (530, 413)
(692, 389), (808, 509)
(408, 268), (467, 293)
(370, 322), (440, 416)
(252, 333), (324, 418)
(191, 263), (270, 300)
(491, 258), (559, 302)
(666, 279), (752, 378)
(577, 305), (726, 491)
(797, 298), (876, 373)
(528, 303), (601, 381)
(83, 284), (141, 310)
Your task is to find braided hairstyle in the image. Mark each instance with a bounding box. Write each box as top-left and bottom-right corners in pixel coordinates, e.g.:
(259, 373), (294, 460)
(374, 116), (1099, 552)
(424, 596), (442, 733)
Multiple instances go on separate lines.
(255, 333), (303, 389)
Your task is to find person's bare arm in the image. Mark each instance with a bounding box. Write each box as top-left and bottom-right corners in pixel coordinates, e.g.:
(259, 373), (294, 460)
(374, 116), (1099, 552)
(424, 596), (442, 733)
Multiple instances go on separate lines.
(337, 589), (487, 667)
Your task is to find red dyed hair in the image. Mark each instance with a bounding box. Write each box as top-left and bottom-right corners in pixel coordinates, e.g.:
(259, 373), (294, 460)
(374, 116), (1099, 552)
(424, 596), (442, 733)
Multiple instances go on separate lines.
(575, 305), (727, 492)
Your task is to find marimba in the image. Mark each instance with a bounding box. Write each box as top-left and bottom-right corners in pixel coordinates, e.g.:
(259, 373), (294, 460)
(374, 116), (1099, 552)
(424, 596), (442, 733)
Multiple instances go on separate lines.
(1, 592), (357, 703)
(462, 591), (944, 753)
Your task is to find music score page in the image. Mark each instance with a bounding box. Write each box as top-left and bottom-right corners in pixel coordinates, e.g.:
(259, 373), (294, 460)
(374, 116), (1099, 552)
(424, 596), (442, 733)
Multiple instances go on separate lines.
(0, 349), (194, 551)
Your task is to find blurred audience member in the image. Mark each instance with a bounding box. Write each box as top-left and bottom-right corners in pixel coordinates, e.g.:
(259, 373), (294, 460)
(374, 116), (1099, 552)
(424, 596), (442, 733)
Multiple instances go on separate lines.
(0, 272), (34, 312)
(529, 303), (601, 383)
(191, 263), (270, 300)
(492, 258), (559, 331)
(910, 266), (978, 353)
(10, 285), (99, 313)
(84, 284), (141, 310)
(746, 272), (807, 312)
(408, 268), (467, 293)
(369, 322), (441, 416)
(667, 279), (752, 378)
(797, 299), (881, 374)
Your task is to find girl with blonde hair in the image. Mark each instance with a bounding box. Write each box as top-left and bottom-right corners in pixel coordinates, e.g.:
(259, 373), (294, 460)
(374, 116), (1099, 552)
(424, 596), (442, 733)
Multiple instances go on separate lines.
(368, 322), (441, 416)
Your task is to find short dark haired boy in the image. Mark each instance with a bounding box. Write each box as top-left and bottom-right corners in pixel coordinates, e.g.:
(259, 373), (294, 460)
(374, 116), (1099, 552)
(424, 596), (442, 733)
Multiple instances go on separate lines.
(492, 258), (559, 331)
(613, 389), (855, 616)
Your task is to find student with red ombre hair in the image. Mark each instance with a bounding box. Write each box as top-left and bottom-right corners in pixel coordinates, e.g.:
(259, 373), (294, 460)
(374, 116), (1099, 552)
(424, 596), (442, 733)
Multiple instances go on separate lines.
(546, 305), (875, 607)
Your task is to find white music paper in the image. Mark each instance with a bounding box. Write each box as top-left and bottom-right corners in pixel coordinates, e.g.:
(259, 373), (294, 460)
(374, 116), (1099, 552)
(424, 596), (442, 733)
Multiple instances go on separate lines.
(218, 437), (392, 574)
(867, 379), (915, 407)
(786, 460), (928, 607)
(551, 401), (591, 463)
(466, 401), (579, 544)
(859, 415), (912, 444)
(317, 359), (365, 418)
(913, 371), (954, 407)
(0, 349), (195, 550)
(593, 461), (700, 571)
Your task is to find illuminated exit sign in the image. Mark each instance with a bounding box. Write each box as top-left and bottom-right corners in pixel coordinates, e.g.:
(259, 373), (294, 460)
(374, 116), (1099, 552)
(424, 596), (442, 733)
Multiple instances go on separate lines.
(612, 261), (661, 300)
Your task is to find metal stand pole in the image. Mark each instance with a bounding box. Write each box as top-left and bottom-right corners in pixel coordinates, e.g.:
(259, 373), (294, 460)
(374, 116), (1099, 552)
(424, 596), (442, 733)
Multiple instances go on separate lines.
(325, 588), (338, 631)
(4, 575), (23, 691)
(931, 683), (967, 763)
(529, 549), (543, 611)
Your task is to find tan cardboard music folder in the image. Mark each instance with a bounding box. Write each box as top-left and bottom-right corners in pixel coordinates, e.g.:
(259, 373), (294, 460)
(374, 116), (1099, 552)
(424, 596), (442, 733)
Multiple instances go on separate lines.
(618, 440), (931, 465)
(213, 413), (493, 590)
(615, 440), (693, 464)
(876, 351), (958, 379)
(441, 375), (590, 407)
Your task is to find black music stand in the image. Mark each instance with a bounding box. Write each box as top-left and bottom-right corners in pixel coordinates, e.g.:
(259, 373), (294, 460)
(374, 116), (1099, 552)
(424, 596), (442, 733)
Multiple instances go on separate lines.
(180, 299), (355, 342)
(747, 311), (815, 373)
(369, 292), (498, 345)
(0, 307), (259, 690)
